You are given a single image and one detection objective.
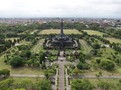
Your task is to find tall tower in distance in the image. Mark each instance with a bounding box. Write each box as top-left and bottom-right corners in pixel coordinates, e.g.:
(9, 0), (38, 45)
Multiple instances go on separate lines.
(43, 18), (80, 49)
(60, 19), (64, 35)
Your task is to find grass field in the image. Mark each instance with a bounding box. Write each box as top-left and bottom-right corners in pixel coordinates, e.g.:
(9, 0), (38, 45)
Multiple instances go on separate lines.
(71, 78), (120, 90)
(12, 77), (44, 83)
(79, 37), (121, 76)
(30, 29), (38, 34)
(31, 39), (44, 53)
(72, 78), (119, 85)
(0, 54), (44, 75)
(79, 39), (92, 53)
(83, 30), (104, 36)
(39, 29), (81, 34)
(88, 78), (119, 86)
(105, 37), (121, 43)
(0, 44), (43, 74)
(5, 38), (20, 42)
(18, 29), (32, 35)
(86, 47), (121, 76)
(0, 38), (44, 75)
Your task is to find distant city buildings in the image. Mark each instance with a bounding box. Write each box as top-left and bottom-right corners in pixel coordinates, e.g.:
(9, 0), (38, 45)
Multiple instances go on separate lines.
(0, 18), (121, 28)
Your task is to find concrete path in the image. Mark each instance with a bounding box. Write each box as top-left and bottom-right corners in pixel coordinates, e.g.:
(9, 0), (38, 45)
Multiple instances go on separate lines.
(58, 62), (65, 90)
(73, 75), (121, 79)
(10, 74), (45, 78)
(59, 51), (64, 57)
(57, 51), (72, 90)
(65, 68), (71, 90)
(10, 74), (121, 79)
(58, 51), (66, 90)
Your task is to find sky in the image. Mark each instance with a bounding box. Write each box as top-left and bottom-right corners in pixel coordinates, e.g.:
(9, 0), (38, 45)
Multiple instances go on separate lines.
(0, 0), (121, 18)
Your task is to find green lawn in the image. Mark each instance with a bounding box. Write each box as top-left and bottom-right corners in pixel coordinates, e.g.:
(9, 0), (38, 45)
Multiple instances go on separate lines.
(85, 47), (121, 76)
(39, 29), (82, 34)
(30, 29), (38, 34)
(105, 37), (121, 43)
(83, 30), (104, 36)
(19, 40), (31, 45)
(79, 39), (92, 53)
(18, 30), (32, 35)
(5, 38), (20, 42)
(0, 38), (44, 75)
(88, 78), (119, 85)
(12, 77), (44, 83)
(79, 37), (121, 76)
(0, 55), (44, 75)
(71, 78), (119, 89)
(31, 39), (44, 53)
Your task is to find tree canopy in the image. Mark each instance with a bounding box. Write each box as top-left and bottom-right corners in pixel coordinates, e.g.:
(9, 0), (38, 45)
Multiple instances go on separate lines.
(10, 56), (24, 67)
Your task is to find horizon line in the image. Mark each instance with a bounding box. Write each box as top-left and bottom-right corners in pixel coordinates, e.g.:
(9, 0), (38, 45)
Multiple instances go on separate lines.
(0, 17), (120, 19)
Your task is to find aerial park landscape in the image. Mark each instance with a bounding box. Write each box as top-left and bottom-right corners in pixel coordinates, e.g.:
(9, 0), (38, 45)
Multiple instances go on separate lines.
(0, 17), (121, 90)
(1, 0), (121, 89)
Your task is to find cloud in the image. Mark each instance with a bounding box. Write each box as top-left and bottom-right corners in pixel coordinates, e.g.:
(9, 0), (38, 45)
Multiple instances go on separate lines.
(0, 0), (121, 18)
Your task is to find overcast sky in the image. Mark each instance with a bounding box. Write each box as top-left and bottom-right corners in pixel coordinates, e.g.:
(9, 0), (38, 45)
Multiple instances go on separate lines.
(0, 0), (121, 18)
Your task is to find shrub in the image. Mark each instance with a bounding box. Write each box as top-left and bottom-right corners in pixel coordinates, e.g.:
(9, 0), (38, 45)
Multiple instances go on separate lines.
(100, 60), (115, 71)
(10, 56), (24, 67)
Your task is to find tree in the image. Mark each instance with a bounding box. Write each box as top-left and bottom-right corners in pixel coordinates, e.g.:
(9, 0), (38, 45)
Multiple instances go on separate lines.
(44, 69), (56, 79)
(0, 78), (14, 90)
(39, 52), (45, 64)
(25, 51), (31, 58)
(10, 56), (24, 67)
(77, 62), (90, 70)
(13, 88), (26, 90)
(97, 81), (111, 90)
(26, 59), (33, 67)
(18, 80), (33, 89)
(89, 23), (100, 30)
(90, 49), (98, 56)
(41, 63), (46, 69)
(96, 59), (101, 64)
(17, 45), (29, 51)
(37, 79), (52, 90)
(0, 69), (10, 78)
(100, 60), (115, 71)
(79, 52), (86, 63)
(71, 79), (94, 90)
(73, 68), (80, 76)
(93, 43), (100, 49)
(45, 70), (49, 79)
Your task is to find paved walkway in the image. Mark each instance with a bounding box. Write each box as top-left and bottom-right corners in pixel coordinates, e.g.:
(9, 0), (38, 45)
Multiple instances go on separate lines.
(58, 62), (65, 90)
(10, 74), (45, 78)
(72, 75), (121, 79)
(65, 68), (71, 90)
(57, 51), (71, 90)
(10, 74), (121, 79)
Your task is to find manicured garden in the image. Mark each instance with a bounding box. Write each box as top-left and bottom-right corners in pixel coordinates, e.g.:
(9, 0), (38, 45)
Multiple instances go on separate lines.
(83, 30), (104, 36)
(39, 29), (82, 35)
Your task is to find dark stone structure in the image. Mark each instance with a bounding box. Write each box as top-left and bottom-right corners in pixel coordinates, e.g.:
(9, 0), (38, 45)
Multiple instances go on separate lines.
(43, 19), (80, 49)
